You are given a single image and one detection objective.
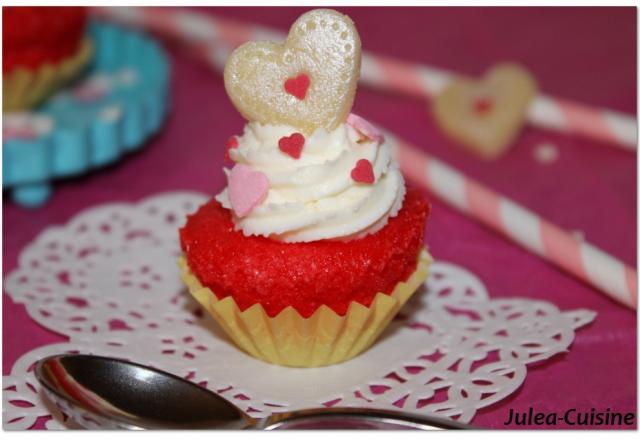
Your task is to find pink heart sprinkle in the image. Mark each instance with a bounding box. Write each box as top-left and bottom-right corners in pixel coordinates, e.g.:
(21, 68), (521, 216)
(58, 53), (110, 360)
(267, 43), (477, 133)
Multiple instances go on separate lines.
(228, 164), (270, 217)
(347, 113), (384, 143)
(351, 159), (375, 184)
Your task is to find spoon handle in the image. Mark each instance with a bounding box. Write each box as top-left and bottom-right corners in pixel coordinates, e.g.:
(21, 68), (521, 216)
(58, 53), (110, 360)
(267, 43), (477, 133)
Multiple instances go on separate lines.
(262, 407), (472, 430)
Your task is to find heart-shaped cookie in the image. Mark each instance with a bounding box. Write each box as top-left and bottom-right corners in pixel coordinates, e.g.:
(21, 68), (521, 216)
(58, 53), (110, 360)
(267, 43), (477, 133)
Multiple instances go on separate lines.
(224, 9), (361, 134)
(432, 63), (538, 159)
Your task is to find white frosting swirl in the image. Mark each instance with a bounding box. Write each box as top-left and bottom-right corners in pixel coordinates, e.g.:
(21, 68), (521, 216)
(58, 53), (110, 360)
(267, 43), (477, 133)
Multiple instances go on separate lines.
(216, 121), (405, 242)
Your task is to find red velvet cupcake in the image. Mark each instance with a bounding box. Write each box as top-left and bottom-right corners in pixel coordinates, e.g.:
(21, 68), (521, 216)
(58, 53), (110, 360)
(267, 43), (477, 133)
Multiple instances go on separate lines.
(178, 9), (432, 367)
(3, 7), (93, 111)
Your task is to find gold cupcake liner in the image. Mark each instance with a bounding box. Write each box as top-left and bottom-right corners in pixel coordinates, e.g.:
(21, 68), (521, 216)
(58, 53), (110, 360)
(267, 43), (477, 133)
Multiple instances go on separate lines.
(178, 248), (432, 367)
(3, 38), (93, 112)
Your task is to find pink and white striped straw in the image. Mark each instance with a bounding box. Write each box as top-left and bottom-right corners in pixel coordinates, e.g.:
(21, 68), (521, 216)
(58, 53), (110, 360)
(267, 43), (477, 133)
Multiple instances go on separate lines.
(390, 134), (637, 309)
(94, 7), (638, 308)
(95, 6), (637, 151)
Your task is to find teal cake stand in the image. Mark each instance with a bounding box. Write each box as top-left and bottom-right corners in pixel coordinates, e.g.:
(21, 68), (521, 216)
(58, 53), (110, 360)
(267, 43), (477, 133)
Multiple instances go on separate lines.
(3, 21), (170, 208)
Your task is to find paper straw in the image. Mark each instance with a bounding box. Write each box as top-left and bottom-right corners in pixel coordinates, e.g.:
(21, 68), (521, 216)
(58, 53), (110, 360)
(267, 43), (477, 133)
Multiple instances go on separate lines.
(94, 6), (637, 151)
(390, 134), (637, 309)
(94, 7), (638, 308)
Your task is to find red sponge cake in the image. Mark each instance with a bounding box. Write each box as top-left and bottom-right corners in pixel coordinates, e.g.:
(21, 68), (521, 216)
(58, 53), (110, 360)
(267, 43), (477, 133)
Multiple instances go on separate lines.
(180, 188), (430, 318)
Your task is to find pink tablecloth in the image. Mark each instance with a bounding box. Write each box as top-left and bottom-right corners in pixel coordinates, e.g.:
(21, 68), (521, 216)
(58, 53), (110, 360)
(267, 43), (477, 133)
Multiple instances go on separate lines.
(3, 7), (636, 429)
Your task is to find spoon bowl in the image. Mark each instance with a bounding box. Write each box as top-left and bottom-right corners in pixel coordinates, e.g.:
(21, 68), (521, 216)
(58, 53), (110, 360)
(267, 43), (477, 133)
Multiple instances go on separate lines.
(36, 354), (251, 429)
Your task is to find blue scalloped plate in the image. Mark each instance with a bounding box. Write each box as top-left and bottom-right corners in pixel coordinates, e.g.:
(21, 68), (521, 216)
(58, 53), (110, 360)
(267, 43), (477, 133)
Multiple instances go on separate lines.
(3, 21), (170, 208)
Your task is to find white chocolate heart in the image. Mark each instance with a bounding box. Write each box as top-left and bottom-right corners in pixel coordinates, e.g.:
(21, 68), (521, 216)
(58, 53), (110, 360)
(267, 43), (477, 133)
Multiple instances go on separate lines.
(432, 63), (538, 159)
(224, 9), (361, 134)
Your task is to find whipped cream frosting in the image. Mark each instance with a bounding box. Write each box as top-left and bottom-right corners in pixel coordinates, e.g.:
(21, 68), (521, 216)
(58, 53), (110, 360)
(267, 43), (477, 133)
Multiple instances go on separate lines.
(216, 121), (405, 242)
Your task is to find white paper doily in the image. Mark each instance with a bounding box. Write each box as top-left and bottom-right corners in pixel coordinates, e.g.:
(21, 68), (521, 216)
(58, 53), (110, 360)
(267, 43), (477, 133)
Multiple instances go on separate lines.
(3, 191), (596, 430)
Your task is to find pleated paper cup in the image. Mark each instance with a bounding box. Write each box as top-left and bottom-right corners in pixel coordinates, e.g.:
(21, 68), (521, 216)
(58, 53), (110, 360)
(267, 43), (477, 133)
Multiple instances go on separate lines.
(3, 38), (93, 112)
(178, 248), (432, 367)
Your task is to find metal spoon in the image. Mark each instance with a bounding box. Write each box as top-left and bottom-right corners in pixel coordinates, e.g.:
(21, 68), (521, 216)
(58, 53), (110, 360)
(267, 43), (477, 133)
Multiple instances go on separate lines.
(35, 354), (470, 430)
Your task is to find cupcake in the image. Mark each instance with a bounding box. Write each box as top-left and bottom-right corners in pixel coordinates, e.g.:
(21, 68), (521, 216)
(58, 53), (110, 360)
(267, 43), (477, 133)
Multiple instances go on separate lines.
(3, 6), (93, 112)
(179, 9), (432, 367)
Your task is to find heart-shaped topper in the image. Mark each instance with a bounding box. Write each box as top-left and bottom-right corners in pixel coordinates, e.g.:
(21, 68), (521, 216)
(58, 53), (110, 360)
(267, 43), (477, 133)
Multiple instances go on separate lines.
(224, 9), (361, 134)
(432, 63), (538, 159)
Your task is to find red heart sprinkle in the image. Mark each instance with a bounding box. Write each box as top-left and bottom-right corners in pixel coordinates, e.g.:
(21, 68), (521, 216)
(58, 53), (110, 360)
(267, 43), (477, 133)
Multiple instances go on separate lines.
(278, 133), (305, 159)
(225, 136), (238, 160)
(473, 97), (493, 114)
(351, 159), (375, 184)
(284, 73), (310, 100)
